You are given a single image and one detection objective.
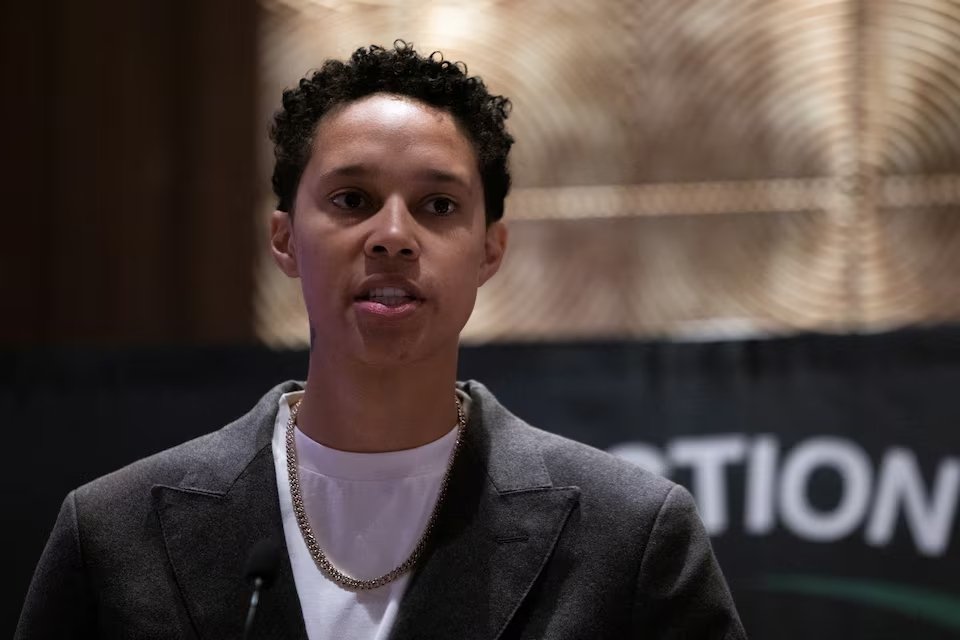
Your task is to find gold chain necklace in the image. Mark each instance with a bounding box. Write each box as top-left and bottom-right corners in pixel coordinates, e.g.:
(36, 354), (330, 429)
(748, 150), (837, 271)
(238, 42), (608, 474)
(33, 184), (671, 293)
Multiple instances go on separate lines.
(285, 395), (466, 591)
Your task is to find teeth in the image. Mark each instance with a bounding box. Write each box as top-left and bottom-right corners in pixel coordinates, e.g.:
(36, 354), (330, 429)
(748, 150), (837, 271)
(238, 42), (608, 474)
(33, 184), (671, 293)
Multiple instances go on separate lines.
(366, 286), (415, 306)
(369, 287), (410, 298)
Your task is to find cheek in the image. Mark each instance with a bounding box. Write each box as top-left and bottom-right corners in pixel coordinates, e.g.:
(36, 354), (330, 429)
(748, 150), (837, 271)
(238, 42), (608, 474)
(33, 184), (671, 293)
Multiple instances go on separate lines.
(445, 249), (484, 310)
(293, 240), (349, 306)
(293, 223), (349, 274)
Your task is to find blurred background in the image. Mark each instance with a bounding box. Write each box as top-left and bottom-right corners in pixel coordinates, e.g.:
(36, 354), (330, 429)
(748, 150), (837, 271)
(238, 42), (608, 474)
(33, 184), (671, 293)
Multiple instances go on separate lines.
(4, 0), (960, 637)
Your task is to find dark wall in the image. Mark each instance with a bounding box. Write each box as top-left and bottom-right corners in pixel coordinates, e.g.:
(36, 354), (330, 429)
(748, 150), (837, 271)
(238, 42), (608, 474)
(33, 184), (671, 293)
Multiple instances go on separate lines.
(7, 327), (960, 638)
(1, 0), (259, 345)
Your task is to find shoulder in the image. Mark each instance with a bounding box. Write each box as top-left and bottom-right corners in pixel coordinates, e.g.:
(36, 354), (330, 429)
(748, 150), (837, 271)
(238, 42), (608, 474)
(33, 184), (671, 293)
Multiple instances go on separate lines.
(70, 380), (299, 520)
(73, 428), (225, 511)
(531, 420), (681, 520)
(460, 379), (679, 522)
(461, 381), (746, 637)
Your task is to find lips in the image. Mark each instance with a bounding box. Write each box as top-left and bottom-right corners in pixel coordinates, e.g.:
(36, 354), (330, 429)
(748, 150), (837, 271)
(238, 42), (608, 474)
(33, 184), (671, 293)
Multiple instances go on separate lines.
(354, 278), (425, 316)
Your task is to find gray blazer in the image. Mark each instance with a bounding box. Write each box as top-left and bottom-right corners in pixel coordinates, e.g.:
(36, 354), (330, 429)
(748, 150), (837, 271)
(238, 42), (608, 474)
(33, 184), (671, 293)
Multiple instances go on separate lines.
(17, 380), (746, 639)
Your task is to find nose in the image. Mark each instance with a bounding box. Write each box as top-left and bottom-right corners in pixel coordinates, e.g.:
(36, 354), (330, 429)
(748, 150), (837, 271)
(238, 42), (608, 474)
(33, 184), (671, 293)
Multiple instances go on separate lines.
(364, 196), (420, 260)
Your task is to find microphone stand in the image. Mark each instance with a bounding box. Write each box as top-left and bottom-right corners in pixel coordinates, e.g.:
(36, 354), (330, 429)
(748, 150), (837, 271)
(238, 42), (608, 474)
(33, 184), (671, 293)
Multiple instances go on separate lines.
(242, 537), (281, 639)
(242, 576), (265, 640)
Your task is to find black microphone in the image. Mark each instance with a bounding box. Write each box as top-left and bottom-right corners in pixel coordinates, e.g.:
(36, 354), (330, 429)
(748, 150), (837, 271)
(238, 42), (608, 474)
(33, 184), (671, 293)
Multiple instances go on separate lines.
(242, 537), (282, 640)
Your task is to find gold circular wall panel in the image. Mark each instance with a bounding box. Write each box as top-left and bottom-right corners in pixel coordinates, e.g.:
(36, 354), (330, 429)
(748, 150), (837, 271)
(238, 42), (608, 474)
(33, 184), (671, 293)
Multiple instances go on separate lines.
(254, 0), (960, 346)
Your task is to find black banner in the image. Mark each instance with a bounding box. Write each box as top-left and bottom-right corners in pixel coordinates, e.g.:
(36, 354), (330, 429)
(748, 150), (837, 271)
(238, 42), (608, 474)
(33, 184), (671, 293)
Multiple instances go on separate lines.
(5, 326), (960, 638)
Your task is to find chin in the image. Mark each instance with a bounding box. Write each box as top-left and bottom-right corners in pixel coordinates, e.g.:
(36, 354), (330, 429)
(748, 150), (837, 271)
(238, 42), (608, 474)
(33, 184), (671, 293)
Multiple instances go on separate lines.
(356, 331), (459, 369)
(353, 336), (429, 367)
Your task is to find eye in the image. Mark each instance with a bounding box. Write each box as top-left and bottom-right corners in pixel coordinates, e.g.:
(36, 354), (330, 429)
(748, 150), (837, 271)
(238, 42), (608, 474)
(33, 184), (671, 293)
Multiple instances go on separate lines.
(425, 196), (457, 216)
(330, 190), (370, 211)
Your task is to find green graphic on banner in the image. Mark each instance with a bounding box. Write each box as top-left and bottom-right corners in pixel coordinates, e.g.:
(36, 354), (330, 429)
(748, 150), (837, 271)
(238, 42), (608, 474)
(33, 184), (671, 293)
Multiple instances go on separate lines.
(763, 574), (960, 631)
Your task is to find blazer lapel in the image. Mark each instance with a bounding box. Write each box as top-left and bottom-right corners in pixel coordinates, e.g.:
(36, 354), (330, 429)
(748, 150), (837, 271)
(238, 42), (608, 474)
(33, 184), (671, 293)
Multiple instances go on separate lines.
(153, 382), (309, 640)
(388, 382), (580, 640)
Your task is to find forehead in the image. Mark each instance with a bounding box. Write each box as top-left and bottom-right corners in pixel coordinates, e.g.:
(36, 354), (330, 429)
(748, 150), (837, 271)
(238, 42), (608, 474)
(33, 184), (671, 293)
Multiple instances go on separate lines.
(310, 94), (478, 172)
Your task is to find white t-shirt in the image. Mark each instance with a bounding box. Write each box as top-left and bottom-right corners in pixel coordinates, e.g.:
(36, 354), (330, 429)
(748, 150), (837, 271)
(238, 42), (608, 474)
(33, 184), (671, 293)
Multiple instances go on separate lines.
(271, 391), (459, 640)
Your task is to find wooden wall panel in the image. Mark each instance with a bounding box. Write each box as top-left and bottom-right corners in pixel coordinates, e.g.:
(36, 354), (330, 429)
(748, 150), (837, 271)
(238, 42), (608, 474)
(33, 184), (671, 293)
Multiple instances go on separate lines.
(0, 0), (258, 345)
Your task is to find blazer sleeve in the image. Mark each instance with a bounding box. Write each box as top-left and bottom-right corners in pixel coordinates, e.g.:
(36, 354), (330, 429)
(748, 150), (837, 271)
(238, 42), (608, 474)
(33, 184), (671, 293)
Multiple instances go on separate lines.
(632, 484), (748, 639)
(16, 491), (96, 640)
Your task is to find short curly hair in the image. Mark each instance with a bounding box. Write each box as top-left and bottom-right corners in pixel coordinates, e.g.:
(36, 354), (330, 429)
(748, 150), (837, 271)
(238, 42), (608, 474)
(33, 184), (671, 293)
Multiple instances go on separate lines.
(269, 40), (514, 223)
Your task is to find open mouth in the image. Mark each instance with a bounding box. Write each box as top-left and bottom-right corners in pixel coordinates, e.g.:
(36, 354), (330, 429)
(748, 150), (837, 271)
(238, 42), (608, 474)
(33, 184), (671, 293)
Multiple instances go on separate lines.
(358, 286), (419, 308)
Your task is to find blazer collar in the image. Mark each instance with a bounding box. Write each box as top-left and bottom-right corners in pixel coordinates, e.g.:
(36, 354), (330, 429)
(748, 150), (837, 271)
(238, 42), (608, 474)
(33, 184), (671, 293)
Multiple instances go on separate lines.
(152, 380), (308, 640)
(388, 380), (581, 640)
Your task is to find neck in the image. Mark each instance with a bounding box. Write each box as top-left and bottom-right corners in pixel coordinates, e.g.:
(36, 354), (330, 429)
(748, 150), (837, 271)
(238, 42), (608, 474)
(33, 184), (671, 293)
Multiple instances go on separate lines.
(295, 349), (460, 453)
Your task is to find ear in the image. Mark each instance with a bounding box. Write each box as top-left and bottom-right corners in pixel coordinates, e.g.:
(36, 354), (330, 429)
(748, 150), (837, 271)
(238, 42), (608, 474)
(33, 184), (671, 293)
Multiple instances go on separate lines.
(478, 221), (507, 286)
(270, 210), (300, 278)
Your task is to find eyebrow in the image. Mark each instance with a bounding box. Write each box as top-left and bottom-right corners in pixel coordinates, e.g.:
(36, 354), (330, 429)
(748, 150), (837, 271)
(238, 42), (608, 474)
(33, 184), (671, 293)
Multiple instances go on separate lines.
(416, 168), (471, 189)
(318, 164), (472, 190)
